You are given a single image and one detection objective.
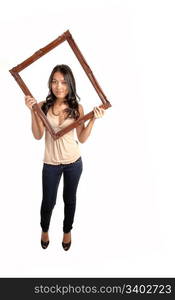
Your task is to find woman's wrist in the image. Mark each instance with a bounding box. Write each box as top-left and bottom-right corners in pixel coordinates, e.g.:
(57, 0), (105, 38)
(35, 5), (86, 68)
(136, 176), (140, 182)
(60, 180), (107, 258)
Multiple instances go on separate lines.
(31, 109), (38, 117)
(89, 117), (96, 124)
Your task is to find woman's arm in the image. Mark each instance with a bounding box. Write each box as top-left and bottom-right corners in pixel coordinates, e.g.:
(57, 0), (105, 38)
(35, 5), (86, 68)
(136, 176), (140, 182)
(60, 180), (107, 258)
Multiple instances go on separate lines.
(25, 96), (45, 140)
(76, 104), (105, 143)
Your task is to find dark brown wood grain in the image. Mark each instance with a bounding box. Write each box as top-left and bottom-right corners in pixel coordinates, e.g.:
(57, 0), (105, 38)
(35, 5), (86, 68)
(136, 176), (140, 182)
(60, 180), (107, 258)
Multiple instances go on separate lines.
(9, 30), (111, 140)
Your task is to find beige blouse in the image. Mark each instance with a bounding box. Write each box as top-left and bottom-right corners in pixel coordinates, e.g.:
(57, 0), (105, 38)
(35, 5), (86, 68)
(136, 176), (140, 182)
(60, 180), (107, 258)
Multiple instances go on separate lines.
(43, 109), (81, 165)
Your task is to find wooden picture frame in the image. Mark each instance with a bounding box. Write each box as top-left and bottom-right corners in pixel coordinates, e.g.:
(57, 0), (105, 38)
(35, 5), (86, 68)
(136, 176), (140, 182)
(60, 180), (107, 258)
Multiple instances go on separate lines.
(9, 30), (112, 140)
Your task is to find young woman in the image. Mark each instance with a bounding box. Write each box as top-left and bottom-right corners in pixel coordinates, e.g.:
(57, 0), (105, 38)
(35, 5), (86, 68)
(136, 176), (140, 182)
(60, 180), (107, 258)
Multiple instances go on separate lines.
(25, 64), (104, 251)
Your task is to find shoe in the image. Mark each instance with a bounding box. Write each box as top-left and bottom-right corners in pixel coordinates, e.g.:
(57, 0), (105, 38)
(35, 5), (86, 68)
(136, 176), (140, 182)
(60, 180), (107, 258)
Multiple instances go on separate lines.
(62, 240), (71, 251)
(41, 240), (49, 249)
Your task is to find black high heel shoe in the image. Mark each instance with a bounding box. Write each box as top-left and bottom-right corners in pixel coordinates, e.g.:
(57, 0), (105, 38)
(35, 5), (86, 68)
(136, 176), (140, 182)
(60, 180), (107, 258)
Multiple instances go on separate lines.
(62, 240), (71, 251)
(41, 240), (49, 249)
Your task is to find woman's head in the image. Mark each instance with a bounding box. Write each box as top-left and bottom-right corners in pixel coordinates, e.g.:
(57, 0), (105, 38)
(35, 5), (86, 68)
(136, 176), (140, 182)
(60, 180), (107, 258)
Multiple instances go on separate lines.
(42, 64), (80, 119)
(50, 70), (69, 100)
(49, 65), (77, 100)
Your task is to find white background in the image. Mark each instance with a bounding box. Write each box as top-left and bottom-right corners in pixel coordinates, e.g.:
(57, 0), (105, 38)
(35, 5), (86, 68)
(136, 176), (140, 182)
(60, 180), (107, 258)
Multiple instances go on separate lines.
(0, 0), (175, 277)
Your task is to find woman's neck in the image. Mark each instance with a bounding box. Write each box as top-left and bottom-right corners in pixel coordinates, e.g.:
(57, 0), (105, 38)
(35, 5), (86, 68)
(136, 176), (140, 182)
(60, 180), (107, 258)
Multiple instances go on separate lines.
(55, 98), (66, 106)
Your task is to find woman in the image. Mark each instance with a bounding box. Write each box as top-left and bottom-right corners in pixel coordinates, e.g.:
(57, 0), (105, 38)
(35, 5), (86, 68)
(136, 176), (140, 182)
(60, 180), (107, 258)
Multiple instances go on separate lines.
(25, 64), (104, 251)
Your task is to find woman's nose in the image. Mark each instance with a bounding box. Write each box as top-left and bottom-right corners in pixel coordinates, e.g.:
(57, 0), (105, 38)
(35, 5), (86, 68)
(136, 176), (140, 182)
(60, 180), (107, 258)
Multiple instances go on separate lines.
(57, 82), (62, 88)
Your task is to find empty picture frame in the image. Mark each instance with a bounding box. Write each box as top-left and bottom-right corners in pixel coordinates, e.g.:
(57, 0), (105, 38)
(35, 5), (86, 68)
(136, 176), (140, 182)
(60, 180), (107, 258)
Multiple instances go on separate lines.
(9, 30), (112, 140)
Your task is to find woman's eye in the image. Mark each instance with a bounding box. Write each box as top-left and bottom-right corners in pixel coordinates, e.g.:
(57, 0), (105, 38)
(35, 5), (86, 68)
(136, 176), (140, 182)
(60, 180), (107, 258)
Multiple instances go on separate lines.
(51, 80), (66, 84)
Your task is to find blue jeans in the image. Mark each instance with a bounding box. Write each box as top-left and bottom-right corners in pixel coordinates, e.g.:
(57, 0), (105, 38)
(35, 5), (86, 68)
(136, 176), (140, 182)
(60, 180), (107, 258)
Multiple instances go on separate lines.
(40, 157), (83, 233)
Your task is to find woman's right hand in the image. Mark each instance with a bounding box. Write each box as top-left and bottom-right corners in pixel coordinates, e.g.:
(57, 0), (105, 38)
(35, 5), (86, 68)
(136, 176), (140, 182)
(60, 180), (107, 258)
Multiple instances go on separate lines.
(25, 95), (37, 110)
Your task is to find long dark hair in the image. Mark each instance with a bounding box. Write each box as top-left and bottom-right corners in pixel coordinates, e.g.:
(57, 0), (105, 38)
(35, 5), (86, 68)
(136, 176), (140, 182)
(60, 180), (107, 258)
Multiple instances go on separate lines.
(41, 64), (80, 120)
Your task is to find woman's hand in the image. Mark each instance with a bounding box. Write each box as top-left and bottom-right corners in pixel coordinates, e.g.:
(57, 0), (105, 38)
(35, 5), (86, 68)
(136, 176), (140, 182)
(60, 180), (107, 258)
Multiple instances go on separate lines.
(25, 95), (37, 110)
(93, 106), (105, 119)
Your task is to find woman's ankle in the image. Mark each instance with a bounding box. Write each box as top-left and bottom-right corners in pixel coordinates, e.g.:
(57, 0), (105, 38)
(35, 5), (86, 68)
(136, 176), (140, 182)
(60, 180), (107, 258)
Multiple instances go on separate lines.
(63, 232), (71, 243)
(41, 231), (49, 241)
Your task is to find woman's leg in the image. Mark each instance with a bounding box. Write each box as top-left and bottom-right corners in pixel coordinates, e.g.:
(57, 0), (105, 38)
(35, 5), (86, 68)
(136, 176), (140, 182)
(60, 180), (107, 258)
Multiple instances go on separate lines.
(40, 163), (63, 232)
(62, 157), (83, 234)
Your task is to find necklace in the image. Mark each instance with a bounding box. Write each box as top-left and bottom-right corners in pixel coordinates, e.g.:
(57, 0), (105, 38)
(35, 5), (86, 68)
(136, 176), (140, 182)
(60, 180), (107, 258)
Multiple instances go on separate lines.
(52, 105), (60, 116)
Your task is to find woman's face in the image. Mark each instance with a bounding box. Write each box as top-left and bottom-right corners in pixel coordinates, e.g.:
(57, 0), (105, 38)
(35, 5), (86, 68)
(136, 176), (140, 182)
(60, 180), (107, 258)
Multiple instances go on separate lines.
(51, 71), (69, 100)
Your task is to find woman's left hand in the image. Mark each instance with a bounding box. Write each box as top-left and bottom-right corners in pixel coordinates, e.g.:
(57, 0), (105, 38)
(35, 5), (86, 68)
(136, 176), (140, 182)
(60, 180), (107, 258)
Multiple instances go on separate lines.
(93, 107), (105, 119)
